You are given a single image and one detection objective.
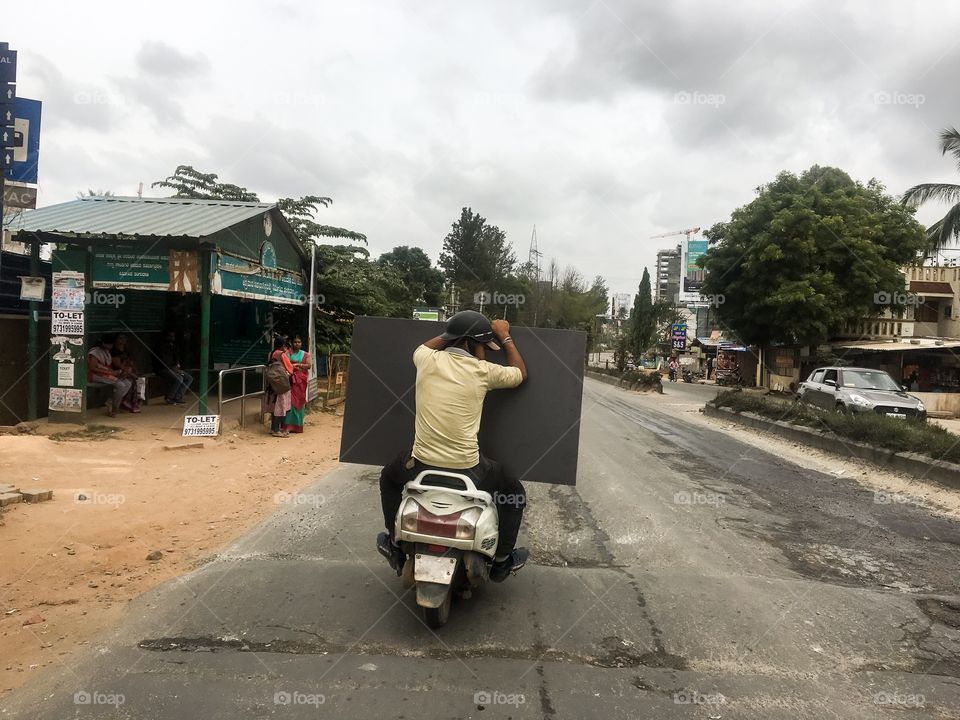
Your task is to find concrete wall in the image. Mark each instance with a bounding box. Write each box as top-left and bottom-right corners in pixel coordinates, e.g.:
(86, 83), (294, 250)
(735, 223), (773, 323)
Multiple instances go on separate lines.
(914, 391), (960, 417)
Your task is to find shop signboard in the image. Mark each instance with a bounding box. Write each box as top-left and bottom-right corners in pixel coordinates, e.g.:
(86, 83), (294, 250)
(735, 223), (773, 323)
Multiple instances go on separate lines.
(213, 253), (305, 305)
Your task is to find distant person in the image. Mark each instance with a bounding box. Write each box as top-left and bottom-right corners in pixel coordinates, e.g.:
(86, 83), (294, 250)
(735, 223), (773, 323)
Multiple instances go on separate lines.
(156, 330), (192, 405)
(284, 335), (311, 433)
(266, 337), (294, 438)
(88, 336), (132, 417)
(908, 371), (920, 392)
(706, 356), (714, 380)
(110, 333), (142, 413)
(668, 357), (679, 382)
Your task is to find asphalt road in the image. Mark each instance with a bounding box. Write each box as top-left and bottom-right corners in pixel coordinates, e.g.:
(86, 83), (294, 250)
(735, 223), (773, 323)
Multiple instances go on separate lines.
(6, 377), (960, 719)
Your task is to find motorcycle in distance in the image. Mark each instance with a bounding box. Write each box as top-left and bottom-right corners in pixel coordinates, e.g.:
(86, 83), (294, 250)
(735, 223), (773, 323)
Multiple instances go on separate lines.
(379, 469), (500, 628)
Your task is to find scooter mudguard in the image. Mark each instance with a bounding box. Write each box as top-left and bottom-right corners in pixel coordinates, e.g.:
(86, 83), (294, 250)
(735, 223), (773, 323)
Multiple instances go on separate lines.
(416, 581), (452, 609)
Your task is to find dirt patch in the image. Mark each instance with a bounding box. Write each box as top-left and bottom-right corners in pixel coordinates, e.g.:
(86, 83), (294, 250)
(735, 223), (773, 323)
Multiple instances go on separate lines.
(0, 406), (342, 695)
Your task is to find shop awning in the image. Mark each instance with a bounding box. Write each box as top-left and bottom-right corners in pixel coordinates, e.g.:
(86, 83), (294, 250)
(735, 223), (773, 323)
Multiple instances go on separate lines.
(909, 280), (954, 298)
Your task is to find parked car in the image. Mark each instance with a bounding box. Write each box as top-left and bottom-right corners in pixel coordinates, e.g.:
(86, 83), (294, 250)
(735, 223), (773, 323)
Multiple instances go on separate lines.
(797, 366), (926, 421)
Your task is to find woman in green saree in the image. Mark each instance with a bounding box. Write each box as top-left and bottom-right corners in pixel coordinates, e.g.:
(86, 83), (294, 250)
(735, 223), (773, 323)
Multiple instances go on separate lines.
(284, 335), (311, 433)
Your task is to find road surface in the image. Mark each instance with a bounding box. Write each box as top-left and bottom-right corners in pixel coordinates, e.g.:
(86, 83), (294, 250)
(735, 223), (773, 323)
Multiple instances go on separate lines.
(5, 378), (960, 719)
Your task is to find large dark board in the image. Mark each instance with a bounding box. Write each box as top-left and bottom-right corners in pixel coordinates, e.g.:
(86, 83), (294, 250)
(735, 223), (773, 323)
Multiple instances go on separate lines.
(339, 316), (586, 486)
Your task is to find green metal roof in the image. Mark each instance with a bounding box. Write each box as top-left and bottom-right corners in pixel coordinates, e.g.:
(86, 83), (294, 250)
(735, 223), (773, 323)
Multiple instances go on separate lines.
(12, 196), (276, 240)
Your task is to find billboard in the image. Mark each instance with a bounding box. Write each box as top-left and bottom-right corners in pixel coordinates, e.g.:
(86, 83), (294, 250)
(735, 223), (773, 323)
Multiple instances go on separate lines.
(680, 237), (708, 303)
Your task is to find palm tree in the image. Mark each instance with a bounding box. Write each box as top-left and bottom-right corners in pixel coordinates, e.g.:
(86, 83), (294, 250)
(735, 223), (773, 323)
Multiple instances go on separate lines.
(902, 127), (960, 255)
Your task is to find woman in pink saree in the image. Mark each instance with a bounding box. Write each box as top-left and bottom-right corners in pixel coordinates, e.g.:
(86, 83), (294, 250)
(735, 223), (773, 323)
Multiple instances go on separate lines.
(284, 335), (311, 433)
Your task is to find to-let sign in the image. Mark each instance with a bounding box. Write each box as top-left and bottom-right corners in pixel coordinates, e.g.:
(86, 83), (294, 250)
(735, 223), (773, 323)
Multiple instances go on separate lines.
(182, 414), (220, 437)
(52, 310), (84, 335)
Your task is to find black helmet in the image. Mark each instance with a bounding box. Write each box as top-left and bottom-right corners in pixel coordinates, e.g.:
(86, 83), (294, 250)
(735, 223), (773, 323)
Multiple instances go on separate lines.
(441, 310), (500, 350)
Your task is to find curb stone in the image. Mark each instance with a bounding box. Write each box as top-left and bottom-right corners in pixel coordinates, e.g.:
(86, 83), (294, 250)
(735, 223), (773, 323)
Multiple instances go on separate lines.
(703, 403), (960, 490)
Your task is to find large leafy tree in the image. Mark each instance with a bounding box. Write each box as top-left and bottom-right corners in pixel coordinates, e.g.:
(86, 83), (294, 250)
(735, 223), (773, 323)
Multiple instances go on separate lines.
(438, 207), (516, 297)
(152, 165), (259, 202)
(152, 165), (366, 247)
(311, 245), (411, 350)
(377, 246), (445, 307)
(902, 127), (960, 255)
(700, 165), (926, 347)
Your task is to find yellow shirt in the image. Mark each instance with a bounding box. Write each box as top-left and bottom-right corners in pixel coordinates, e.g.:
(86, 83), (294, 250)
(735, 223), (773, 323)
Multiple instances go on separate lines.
(411, 345), (523, 468)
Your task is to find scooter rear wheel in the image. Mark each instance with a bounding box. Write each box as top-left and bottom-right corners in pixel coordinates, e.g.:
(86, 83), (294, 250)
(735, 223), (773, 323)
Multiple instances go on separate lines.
(423, 589), (452, 628)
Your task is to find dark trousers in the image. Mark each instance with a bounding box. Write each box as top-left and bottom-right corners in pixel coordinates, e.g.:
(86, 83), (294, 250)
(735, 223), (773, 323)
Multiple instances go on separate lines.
(160, 368), (193, 401)
(379, 450), (526, 556)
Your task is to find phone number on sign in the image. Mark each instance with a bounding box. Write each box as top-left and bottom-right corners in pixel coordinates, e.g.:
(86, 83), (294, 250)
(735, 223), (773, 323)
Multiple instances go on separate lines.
(182, 427), (217, 436)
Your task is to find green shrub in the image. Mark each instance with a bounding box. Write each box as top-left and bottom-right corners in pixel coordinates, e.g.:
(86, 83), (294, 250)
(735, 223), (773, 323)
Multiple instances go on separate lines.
(710, 391), (960, 464)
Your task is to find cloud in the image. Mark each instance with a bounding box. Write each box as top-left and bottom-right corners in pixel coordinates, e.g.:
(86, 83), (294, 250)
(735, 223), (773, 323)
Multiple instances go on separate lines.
(135, 41), (210, 79)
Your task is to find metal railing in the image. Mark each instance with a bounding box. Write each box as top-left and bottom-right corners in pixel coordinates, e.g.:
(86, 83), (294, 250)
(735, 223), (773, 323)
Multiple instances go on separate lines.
(217, 364), (266, 431)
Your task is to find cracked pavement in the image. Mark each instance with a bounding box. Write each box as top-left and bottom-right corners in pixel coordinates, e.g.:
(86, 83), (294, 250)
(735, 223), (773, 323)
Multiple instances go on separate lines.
(4, 378), (960, 718)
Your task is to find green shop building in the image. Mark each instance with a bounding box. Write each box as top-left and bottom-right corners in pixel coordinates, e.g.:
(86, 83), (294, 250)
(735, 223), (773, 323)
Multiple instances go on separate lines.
(11, 196), (314, 422)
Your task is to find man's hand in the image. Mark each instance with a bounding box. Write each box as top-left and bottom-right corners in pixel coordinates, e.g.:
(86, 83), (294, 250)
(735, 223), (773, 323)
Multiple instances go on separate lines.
(492, 319), (527, 381)
(491, 319), (510, 341)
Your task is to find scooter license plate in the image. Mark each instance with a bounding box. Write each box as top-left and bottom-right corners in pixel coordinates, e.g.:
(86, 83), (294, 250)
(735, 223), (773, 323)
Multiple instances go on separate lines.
(414, 554), (457, 584)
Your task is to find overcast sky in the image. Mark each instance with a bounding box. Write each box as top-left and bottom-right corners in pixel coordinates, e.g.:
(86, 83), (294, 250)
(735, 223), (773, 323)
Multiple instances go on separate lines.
(8, 0), (960, 299)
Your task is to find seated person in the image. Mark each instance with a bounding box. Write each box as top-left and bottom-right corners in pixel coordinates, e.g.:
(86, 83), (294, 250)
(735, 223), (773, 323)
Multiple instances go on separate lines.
(155, 330), (193, 405)
(111, 333), (143, 413)
(88, 336), (133, 417)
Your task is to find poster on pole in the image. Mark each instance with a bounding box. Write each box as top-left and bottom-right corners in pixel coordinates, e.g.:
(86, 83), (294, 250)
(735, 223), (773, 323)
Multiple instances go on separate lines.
(52, 271), (86, 311)
(57, 362), (75, 386)
(52, 310), (84, 336)
(19, 276), (45, 301)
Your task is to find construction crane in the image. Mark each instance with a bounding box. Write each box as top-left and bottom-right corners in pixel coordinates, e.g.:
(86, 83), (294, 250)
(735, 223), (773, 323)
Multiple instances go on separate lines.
(649, 226), (701, 240)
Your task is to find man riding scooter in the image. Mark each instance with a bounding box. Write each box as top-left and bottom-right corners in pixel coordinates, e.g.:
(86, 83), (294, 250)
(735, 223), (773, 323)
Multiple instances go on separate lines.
(377, 310), (530, 583)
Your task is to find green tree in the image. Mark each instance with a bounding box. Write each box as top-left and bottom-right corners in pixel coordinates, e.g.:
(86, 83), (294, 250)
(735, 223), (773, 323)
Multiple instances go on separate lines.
(902, 127), (960, 255)
(438, 207), (516, 299)
(152, 165), (259, 202)
(377, 246), (445, 307)
(627, 268), (655, 359)
(152, 165), (366, 247)
(700, 165), (926, 347)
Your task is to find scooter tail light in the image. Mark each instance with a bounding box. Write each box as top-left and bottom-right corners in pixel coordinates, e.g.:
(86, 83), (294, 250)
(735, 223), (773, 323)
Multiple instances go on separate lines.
(400, 500), (420, 533)
(404, 502), (463, 539)
(455, 507), (482, 539)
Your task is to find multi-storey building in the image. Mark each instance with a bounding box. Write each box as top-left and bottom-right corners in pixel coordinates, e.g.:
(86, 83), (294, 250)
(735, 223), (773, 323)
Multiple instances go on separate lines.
(654, 244), (681, 306)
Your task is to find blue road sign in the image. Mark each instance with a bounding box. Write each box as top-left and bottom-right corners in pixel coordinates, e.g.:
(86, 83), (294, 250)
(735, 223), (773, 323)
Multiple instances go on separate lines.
(5, 97), (40, 184)
(0, 49), (15, 83)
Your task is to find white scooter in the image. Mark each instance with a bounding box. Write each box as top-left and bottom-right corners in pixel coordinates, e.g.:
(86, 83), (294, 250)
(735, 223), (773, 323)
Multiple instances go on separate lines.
(388, 470), (500, 628)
